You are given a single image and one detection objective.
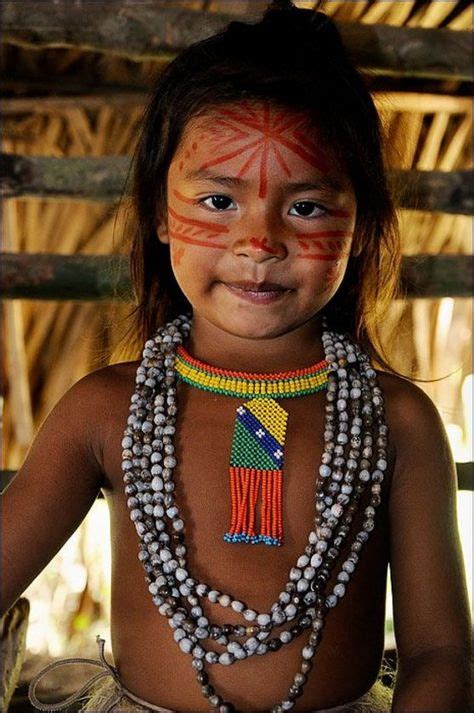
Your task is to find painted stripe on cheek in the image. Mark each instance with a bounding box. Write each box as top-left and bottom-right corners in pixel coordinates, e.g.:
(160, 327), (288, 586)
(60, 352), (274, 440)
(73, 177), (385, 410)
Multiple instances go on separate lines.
(168, 206), (229, 234)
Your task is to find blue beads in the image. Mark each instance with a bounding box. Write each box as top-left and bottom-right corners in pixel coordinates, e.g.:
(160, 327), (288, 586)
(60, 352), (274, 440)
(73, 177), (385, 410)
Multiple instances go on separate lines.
(224, 532), (281, 546)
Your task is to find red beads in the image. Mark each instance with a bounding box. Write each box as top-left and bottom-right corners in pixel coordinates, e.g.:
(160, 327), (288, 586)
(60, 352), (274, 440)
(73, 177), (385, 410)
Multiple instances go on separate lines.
(226, 467), (283, 545)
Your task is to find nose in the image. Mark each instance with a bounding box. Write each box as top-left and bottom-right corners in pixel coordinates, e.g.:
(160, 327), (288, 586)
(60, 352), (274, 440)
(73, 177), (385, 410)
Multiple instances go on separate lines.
(232, 214), (288, 263)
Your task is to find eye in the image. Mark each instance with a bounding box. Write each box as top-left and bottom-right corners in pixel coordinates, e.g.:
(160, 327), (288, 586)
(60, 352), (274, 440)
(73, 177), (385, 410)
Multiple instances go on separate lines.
(289, 201), (326, 218)
(200, 195), (236, 211)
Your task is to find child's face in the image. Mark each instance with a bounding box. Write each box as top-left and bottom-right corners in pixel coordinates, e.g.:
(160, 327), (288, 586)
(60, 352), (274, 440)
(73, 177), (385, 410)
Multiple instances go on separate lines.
(158, 100), (357, 340)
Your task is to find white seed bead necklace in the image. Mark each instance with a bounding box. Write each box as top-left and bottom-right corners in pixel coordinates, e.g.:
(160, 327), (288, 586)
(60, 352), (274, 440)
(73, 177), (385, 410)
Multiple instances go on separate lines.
(122, 314), (389, 712)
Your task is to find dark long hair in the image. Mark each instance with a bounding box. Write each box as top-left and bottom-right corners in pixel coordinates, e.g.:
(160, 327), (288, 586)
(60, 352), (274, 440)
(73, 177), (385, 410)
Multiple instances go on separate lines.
(121, 2), (402, 372)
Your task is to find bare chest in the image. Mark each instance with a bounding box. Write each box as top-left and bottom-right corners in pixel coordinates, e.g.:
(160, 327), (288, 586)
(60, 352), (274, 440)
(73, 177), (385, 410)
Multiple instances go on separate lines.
(104, 383), (340, 600)
(98, 373), (392, 709)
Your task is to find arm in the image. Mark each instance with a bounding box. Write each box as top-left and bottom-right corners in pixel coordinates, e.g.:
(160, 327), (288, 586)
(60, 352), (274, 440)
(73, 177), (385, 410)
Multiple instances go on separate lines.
(386, 376), (472, 711)
(1, 370), (107, 615)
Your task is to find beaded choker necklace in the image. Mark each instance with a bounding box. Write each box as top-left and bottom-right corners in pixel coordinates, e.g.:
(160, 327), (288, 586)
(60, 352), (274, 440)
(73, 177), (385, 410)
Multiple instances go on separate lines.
(122, 315), (389, 712)
(175, 346), (330, 546)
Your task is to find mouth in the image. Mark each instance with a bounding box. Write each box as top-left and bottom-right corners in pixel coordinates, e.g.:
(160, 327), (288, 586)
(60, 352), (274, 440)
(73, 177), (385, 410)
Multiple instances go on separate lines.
(221, 281), (292, 304)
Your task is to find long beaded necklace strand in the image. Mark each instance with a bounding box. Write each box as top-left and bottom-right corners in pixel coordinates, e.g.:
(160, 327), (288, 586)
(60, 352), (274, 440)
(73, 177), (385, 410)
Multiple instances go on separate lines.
(175, 346), (330, 546)
(122, 314), (389, 713)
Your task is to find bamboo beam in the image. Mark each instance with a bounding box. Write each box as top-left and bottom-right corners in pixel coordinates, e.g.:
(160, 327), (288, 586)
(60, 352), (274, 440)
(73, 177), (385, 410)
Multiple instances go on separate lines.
(0, 253), (472, 300)
(373, 92), (473, 115)
(389, 170), (474, 216)
(2, 154), (473, 216)
(401, 254), (473, 299)
(0, 253), (132, 301)
(337, 23), (473, 81)
(2, 2), (472, 80)
(0, 154), (130, 203)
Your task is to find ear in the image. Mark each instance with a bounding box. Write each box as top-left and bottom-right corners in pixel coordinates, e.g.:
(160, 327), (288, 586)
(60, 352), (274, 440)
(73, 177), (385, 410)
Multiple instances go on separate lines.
(156, 213), (170, 245)
(350, 233), (363, 258)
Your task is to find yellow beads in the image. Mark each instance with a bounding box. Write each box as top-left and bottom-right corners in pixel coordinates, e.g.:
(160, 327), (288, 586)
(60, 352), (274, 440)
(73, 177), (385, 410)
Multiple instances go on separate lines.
(175, 349), (330, 399)
(247, 399), (288, 444)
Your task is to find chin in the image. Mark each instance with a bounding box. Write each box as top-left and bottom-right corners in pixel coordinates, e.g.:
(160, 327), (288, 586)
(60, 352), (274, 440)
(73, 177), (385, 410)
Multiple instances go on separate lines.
(213, 314), (299, 341)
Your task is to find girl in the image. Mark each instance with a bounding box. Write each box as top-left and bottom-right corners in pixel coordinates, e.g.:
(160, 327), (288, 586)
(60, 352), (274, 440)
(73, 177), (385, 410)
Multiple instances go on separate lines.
(3, 2), (471, 711)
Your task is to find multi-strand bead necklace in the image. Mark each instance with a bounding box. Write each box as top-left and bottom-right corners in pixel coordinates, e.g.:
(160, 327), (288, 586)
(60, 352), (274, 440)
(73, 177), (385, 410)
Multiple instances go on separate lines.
(122, 314), (389, 712)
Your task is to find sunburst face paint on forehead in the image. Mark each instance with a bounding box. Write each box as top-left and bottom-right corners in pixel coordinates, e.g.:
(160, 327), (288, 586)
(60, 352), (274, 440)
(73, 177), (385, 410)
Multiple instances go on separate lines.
(159, 100), (357, 340)
(194, 101), (330, 199)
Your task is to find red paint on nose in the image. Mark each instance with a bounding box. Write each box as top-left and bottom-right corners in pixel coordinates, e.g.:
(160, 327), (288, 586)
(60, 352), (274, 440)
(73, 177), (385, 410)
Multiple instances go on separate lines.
(249, 237), (279, 255)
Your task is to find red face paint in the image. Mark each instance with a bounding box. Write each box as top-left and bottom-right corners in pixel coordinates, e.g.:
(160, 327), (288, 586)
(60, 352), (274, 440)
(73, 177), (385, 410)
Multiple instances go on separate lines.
(249, 237), (281, 255)
(172, 244), (186, 267)
(295, 228), (353, 261)
(168, 206), (228, 249)
(197, 102), (329, 199)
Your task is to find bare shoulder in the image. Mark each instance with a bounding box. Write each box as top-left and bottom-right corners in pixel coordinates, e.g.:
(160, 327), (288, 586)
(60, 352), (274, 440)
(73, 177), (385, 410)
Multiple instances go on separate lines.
(375, 369), (456, 491)
(375, 369), (443, 430)
(51, 360), (140, 470)
(54, 360), (139, 421)
(71, 359), (140, 396)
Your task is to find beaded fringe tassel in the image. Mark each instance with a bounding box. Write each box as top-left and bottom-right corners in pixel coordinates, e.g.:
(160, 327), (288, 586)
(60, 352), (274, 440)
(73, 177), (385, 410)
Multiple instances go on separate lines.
(224, 398), (288, 546)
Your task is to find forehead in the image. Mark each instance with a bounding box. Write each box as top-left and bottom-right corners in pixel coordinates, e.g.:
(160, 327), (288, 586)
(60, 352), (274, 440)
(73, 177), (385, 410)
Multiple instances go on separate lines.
(171, 101), (347, 191)
(178, 101), (317, 150)
(190, 101), (312, 130)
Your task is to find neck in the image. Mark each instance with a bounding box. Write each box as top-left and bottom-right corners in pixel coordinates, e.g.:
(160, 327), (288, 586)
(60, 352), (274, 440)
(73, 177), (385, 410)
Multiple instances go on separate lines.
(185, 313), (326, 373)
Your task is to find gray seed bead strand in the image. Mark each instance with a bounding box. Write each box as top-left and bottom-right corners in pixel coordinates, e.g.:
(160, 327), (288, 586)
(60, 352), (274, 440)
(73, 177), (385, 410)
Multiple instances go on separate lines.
(122, 314), (389, 711)
(271, 326), (389, 710)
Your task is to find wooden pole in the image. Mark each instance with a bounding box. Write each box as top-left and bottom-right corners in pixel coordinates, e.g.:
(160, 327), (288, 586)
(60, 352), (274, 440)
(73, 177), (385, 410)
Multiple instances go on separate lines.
(0, 253), (132, 302)
(2, 154), (472, 216)
(388, 170), (474, 216)
(0, 252), (472, 300)
(0, 154), (130, 203)
(401, 254), (473, 299)
(3, 2), (472, 80)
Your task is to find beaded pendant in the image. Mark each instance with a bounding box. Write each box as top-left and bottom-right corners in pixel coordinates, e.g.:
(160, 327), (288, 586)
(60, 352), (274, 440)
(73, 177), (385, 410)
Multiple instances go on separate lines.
(175, 346), (330, 546)
(226, 398), (287, 545)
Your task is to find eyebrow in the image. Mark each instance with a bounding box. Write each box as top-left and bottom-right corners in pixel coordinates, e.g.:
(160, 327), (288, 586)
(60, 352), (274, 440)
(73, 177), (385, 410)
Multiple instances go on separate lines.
(184, 168), (344, 193)
(184, 169), (244, 187)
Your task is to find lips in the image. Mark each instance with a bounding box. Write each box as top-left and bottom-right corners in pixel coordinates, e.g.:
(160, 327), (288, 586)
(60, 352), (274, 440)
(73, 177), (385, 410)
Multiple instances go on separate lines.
(224, 281), (288, 292)
(221, 280), (291, 304)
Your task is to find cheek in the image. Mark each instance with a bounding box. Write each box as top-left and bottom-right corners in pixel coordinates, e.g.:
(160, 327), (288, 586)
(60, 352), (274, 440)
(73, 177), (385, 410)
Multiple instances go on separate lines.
(292, 235), (350, 298)
(294, 226), (353, 263)
(167, 201), (229, 251)
(305, 260), (347, 297)
(169, 240), (223, 301)
(320, 261), (347, 293)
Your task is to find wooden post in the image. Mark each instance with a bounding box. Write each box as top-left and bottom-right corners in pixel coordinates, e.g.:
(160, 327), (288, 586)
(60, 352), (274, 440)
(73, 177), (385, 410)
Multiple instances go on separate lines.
(3, 2), (472, 79)
(0, 253), (132, 301)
